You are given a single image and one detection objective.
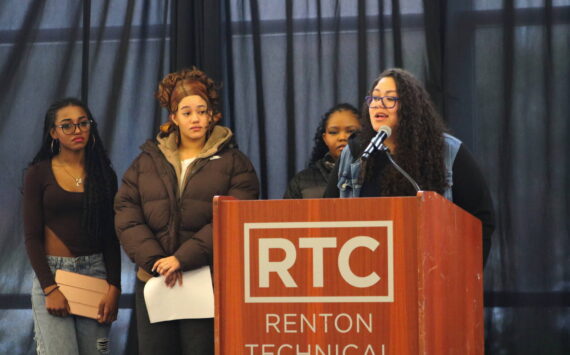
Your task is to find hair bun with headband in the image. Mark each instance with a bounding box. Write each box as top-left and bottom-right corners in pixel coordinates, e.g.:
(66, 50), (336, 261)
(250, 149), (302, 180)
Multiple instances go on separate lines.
(156, 67), (222, 136)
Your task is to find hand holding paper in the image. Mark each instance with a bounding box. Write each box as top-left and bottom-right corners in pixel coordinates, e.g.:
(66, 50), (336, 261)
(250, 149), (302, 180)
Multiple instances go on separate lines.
(164, 270), (183, 288)
(152, 256), (181, 277)
(143, 266), (214, 323)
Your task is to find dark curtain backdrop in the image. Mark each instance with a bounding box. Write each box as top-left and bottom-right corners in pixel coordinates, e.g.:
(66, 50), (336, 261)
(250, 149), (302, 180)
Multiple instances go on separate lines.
(0, 1), (568, 354)
(0, 1), (172, 353)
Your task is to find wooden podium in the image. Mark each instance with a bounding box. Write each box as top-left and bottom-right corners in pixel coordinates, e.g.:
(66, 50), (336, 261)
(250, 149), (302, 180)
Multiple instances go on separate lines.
(213, 192), (483, 354)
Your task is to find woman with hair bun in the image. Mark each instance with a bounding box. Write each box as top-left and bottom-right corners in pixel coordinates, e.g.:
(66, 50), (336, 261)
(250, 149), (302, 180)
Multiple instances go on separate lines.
(284, 103), (360, 199)
(115, 67), (259, 354)
(325, 68), (495, 264)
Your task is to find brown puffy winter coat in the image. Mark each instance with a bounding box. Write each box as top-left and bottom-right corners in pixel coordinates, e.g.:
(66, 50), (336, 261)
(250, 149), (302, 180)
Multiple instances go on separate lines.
(114, 126), (259, 279)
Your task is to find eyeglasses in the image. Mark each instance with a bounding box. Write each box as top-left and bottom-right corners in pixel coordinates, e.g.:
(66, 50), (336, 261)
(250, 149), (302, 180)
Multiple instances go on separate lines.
(54, 120), (93, 135)
(365, 95), (400, 109)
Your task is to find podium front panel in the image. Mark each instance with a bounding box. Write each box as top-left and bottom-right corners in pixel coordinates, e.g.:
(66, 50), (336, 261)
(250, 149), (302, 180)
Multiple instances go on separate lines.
(214, 197), (421, 354)
(213, 193), (483, 354)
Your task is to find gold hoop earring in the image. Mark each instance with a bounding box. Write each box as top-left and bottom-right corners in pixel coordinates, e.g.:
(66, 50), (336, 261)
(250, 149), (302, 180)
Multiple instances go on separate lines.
(90, 135), (96, 150)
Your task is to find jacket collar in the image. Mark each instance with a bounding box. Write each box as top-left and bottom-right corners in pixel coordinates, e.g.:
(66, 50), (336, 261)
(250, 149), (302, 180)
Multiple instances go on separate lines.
(141, 125), (234, 183)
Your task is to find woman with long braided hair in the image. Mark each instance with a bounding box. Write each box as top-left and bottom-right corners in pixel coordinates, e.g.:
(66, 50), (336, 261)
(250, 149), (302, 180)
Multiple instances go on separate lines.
(23, 97), (121, 354)
(325, 68), (495, 264)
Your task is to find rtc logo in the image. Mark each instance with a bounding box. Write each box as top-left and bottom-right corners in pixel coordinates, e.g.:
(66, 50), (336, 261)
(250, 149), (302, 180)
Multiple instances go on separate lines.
(244, 221), (394, 303)
(259, 236), (381, 288)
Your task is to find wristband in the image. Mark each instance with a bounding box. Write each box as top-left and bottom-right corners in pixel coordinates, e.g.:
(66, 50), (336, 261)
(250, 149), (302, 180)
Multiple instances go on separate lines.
(44, 285), (60, 296)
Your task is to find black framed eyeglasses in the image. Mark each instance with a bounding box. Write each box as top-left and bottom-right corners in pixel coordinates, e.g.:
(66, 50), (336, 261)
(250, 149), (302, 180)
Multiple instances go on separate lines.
(365, 95), (400, 109)
(54, 120), (93, 135)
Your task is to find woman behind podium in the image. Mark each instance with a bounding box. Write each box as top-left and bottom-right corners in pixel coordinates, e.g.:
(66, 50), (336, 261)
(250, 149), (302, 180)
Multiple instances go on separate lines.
(23, 98), (121, 354)
(114, 67), (259, 354)
(324, 68), (495, 264)
(284, 103), (360, 199)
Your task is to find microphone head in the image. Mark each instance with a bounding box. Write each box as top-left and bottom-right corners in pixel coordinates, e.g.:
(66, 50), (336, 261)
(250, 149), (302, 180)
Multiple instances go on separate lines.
(378, 125), (392, 137)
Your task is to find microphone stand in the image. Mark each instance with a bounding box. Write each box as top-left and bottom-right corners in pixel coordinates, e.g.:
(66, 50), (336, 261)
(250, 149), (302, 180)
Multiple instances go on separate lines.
(378, 145), (422, 192)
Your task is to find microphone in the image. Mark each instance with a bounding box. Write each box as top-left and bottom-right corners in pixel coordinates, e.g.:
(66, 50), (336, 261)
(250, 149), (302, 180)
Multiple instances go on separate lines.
(361, 125), (392, 160)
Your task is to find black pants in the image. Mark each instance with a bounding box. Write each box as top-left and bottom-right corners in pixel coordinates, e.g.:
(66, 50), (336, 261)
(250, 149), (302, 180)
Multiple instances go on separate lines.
(135, 278), (214, 355)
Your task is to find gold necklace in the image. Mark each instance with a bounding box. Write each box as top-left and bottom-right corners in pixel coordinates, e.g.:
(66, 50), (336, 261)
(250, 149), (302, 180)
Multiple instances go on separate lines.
(57, 159), (85, 187)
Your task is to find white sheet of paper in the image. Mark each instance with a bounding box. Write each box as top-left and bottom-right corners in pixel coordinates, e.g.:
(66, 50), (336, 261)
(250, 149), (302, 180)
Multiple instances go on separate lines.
(143, 266), (214, 323)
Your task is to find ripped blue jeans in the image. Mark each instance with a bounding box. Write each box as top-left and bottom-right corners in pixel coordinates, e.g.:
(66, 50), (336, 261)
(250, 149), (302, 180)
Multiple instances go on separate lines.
(31, 254), (111, 354)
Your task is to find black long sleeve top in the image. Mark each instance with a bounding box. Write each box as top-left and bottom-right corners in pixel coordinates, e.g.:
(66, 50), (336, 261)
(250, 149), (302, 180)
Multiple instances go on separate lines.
(23, 160), (121, 289)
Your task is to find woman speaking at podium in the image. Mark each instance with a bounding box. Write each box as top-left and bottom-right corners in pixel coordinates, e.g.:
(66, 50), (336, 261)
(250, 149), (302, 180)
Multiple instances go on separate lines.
(324, 68), (495, 264)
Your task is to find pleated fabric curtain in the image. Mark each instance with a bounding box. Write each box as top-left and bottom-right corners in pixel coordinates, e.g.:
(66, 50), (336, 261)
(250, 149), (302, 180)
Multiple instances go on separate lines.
(223, 0), (415, 199)
(0, 1), (171, 353)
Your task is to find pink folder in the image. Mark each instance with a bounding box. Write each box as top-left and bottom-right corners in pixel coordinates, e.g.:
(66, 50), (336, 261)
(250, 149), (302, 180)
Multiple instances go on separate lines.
(55, 269), (109, 319)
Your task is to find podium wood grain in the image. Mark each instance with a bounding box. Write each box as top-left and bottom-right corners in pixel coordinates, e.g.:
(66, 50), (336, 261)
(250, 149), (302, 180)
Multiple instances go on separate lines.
(213, 192), (483, 354)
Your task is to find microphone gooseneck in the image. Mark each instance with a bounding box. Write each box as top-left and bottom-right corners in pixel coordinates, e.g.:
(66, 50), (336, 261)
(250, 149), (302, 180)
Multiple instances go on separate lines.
(359, 125), (422, 192)
(383, 149), (422, 192)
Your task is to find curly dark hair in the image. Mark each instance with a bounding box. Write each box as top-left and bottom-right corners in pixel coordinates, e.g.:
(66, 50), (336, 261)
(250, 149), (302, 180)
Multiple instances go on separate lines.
(359, 68), (447, 196)
(309, 103), (360, 164)
(29, 98), (117, 244)
(156, 67), (222, 137)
